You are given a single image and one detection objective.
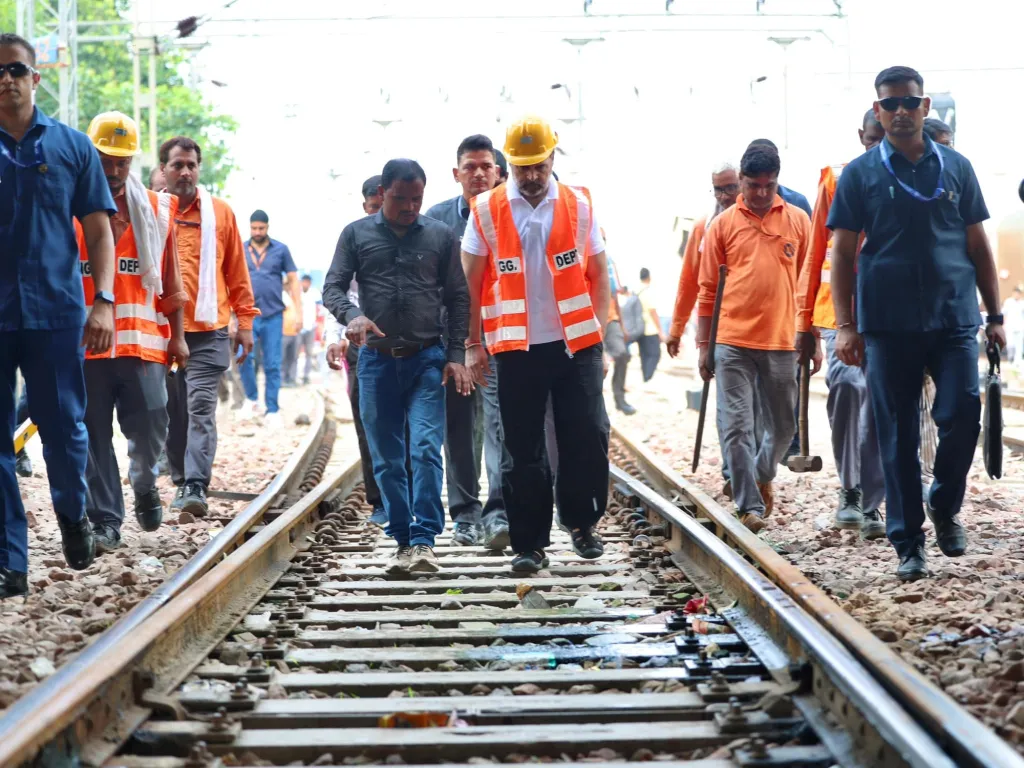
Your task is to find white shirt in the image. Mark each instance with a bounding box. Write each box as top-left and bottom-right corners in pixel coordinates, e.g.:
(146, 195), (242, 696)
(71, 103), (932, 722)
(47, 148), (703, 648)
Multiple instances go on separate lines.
(324, 278), (360, 345)
(301, 287), (322, 331)
(462, 176), (605, 346)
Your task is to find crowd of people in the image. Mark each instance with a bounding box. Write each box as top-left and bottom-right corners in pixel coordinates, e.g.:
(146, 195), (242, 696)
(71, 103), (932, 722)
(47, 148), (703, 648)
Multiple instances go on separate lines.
(666, 65), (1003, 582)
(0, 24), (1006, 595)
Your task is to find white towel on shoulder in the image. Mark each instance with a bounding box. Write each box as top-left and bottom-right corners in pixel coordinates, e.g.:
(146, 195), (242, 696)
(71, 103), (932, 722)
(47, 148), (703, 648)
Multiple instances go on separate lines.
(195, 187), (219, 324)
(124, 173), (163, 301)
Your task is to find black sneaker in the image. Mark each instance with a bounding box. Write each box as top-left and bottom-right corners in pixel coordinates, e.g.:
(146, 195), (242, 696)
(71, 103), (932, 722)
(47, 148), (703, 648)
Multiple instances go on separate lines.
(0, 568), (28, 599)
(181, 482), (209, 518)
(14, 450), (32, 478)
(134, 488), (164, 532)
(860, 509), (886, 541)
(451, 521), (479, 546)
(571, 527), (604, 560)
(897, 542), (928, 582)
(511, 550), (549, 574)
(169, 484), (187, 511)
(834, 487), (863, 530)
(58, 516), (95, 570)
(91, 522), (122, 554)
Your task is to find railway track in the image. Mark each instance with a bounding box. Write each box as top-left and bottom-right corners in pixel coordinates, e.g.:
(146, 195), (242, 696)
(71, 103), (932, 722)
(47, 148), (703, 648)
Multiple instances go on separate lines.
(1, 414), (1021, 767)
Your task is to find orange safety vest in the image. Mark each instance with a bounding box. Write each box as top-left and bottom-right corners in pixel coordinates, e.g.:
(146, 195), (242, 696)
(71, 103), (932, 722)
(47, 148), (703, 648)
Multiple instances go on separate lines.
(810, 165), (842, 329)
(471, 182), (602, 355)
(79, 190), (176, 363)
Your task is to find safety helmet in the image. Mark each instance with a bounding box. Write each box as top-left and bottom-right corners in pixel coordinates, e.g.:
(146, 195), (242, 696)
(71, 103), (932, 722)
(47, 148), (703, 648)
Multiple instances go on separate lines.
(504, 115), (558, 167)
(87, 111), (140, 157)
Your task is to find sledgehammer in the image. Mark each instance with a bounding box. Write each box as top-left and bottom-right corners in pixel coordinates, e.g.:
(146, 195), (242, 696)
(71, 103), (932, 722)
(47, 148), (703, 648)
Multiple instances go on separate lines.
(786, 360), (823, 473)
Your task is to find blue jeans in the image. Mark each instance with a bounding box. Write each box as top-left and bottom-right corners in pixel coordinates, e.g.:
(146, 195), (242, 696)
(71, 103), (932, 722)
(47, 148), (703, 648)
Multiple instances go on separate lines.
(239, 312), (283, 414)
(864, 327), (981, 559)
(0, 328), (89, 572)
(358, 344), (446, 547)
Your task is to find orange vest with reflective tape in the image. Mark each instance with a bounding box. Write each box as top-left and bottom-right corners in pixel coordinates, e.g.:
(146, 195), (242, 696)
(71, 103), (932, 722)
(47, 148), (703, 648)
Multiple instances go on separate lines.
(471, 182), (602, 355)
(810, 165), (840, 329)
(79, 190), (176, 363)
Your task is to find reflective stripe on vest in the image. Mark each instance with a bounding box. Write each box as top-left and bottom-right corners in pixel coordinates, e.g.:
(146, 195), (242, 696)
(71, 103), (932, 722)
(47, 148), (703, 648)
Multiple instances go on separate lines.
(80, 189), (177, 363)
(471, 182), (602, 355)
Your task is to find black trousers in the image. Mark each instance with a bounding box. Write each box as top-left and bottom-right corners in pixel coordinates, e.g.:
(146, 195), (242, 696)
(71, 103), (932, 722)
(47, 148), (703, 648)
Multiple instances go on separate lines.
(444, 382), (482, 523)
(347, 343), (381, 510)
(496, 341), (609, 553)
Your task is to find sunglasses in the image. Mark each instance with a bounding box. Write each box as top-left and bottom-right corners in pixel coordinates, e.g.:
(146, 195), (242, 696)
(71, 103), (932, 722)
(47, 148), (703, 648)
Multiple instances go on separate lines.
(0, 62), (37, 79)
(878, 95), (923, 112)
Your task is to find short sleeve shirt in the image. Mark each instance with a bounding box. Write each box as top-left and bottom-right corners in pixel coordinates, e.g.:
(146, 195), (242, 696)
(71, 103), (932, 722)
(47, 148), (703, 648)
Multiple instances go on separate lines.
(827, 137), (988, 333)
(244, 238), (297, 317)
(0, 108), (116, 331)
(462, 178), (605, 345)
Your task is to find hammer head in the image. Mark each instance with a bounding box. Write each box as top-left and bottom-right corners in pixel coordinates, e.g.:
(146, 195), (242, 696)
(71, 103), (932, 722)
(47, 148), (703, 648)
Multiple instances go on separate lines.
(786, 455), (823, 473)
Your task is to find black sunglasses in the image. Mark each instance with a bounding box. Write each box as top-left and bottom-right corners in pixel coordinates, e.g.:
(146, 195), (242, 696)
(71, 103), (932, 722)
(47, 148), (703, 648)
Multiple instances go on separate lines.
(878, 95), (923, 112)
(0, 62), (37, 79)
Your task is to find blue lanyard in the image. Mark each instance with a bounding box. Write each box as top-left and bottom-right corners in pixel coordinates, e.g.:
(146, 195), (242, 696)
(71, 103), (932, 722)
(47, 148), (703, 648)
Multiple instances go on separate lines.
(878, 138), (945, 203)
(0, 135), (44, 172)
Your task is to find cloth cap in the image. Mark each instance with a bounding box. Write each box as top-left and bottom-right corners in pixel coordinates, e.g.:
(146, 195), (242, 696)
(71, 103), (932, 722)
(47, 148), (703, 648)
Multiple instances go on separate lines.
(250, 209), (269, 223)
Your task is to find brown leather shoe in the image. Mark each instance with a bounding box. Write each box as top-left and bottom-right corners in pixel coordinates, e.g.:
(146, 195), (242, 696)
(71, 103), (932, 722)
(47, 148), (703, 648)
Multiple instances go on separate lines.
(757, 482), (774, 518)
(741, 513), (766, 533)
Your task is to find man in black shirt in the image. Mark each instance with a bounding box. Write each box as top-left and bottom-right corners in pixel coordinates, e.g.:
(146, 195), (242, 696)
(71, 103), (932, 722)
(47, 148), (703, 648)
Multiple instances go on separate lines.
(426, 134), (504, 548)
(323, 159), (472, 575)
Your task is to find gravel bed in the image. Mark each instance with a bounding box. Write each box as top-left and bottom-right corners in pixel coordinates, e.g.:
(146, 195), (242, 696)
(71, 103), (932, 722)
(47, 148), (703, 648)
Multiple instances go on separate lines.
(0, 385), (319, 712)
(614, 355), (1024, 751)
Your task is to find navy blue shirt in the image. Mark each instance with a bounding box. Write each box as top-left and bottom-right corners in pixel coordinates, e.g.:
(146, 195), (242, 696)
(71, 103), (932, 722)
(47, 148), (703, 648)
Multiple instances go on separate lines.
(827, 136), (988, 334)
(778, 184), (812, 218)
(0, 108), (116, 331)
(425, 195), (471, 241)
(243, 237), (297, 318)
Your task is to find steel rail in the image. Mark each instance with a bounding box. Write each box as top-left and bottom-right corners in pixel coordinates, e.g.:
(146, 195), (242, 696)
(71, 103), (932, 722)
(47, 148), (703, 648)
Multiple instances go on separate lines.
(0, 394), (329, 766)
(612, 424), (1024, 768)
(611, 465), (952, 768)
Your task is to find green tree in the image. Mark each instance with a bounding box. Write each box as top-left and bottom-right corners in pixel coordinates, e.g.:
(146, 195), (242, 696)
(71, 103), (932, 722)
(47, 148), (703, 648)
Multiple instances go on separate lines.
(0, 0), (237, 192)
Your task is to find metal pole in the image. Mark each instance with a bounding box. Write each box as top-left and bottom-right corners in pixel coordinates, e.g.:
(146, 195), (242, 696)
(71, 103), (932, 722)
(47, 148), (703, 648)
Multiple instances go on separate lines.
(148, 41), (158, 169)
(576, 46), (584, 155)
(57, 0), (69, 124)
(132, 2), (142, 172)
(782, 49), (789, 149)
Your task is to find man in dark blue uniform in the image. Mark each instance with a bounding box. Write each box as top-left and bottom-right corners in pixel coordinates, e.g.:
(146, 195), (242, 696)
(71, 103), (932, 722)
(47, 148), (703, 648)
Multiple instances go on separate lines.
(828, 65), (1004, 582)
(0, 34), (117, 597)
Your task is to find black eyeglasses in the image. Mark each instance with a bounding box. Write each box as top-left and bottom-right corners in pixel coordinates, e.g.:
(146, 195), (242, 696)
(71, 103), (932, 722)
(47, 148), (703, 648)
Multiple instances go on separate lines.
(0, 62), (37, 79)
(878, 95), (923, 112)
(713, 184), (740, 195)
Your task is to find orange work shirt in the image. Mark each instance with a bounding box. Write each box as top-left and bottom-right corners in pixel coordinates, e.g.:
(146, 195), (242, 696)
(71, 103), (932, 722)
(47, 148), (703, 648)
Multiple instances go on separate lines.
(669, 216), (708, 339)
(795, 166), (866, 333)
(697, 195), (811, 351)
(175, 193), (259, 332)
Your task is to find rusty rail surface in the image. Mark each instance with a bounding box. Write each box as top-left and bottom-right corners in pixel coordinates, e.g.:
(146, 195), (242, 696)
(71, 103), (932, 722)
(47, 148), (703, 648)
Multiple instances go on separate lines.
(611, 424), (1024, 768)
(0, 394), (332, 766)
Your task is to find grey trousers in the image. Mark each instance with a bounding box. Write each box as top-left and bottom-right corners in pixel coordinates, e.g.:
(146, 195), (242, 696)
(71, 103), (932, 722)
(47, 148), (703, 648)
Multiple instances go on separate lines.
(298, 329), (315, 383)
(604, 320), (630, 407)
(822, 330), (885, 511)
(84, 358), (169, 528)
(715, 344), (797, 515)
(167, 329), (230, 487)
(282, 334), (299, 384)
(444, 379), (483, 523)
(480, 362), (507, 521)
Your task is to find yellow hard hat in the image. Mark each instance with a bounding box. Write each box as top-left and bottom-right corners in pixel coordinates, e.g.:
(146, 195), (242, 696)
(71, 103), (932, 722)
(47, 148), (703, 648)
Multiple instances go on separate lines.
(504, 115), (558, 166)
(87, 111), (140, 157)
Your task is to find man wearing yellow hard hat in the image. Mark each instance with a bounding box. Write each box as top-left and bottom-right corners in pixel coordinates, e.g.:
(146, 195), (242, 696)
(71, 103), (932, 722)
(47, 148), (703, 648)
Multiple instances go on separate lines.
(74, 110), (190, 553)
(461, 115), (611, 573)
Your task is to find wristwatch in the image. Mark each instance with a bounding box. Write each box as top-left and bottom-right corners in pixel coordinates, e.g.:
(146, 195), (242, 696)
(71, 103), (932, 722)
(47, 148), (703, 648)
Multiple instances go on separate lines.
(987, 314), (1004, 325)
(94, 289), (115, 305)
